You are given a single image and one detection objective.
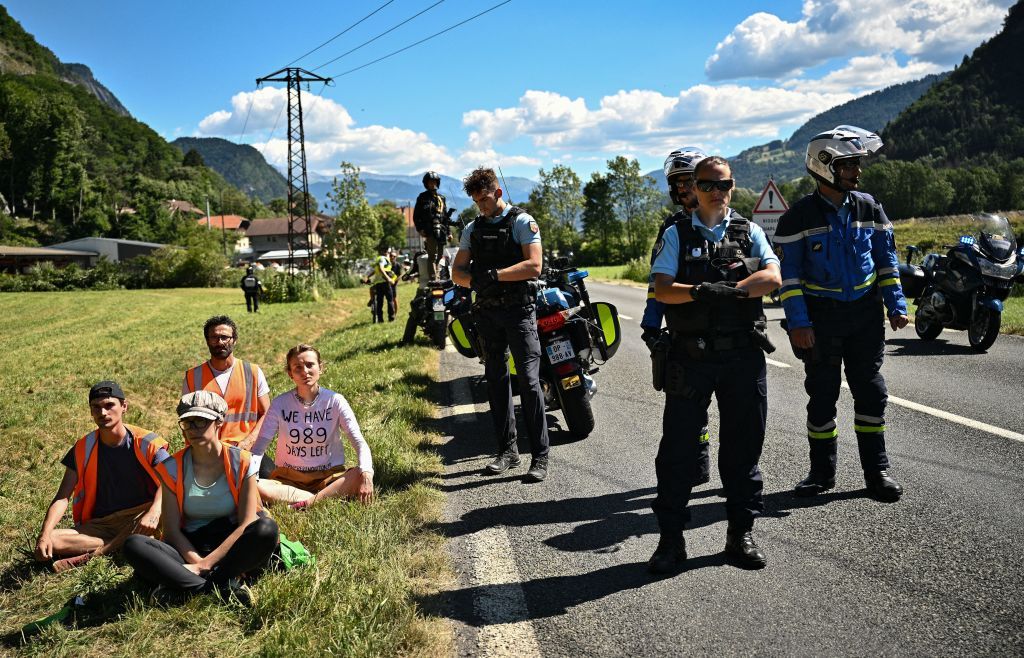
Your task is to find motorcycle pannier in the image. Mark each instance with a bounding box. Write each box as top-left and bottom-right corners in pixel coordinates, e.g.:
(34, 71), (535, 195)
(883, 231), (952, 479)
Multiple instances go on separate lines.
(447, 316), (480, 359)
(583, 302), (622, 360)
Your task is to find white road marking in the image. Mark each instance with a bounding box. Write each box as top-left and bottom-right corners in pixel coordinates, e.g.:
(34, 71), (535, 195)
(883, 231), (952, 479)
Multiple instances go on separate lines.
(618, 314), (634, 320)
(765, 358), (1024, 443)
(467, 526), (541, 657)
(445, 342), (458, 353)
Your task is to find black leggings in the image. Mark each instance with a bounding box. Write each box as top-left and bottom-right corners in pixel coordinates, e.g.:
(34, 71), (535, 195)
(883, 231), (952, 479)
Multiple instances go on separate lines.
(124, 516), (278, 593)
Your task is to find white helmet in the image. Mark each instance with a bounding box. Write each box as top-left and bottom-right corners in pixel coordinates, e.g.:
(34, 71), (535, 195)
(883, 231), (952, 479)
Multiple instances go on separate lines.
(805, 125), (883, 189)
(663, 147), (707, 204)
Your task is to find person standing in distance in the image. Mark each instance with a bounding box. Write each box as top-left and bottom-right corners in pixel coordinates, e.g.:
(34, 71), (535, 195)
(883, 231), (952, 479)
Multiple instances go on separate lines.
(641, 147), (712, 489)
(650, 156), (781, 574)
(414, 171), (450, 280)
(451, 167), (550, 483)
(774, 126), (908, 502)
(240, 266), (264, 313)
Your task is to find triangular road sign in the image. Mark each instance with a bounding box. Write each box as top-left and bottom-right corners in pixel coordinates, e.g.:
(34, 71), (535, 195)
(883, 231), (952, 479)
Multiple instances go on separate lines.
(752, 179), (788, 214)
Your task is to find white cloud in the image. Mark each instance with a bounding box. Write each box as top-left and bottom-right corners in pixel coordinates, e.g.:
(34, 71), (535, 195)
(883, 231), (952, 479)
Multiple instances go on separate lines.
(783, 54), (945, 94)
(461, 85), (852, 158)
(705, 0), (1010, 80)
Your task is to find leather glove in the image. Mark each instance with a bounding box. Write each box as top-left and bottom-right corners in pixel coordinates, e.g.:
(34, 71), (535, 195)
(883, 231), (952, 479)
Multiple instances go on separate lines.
(471, 268), (499, 293)
(690, 282), (749, 302)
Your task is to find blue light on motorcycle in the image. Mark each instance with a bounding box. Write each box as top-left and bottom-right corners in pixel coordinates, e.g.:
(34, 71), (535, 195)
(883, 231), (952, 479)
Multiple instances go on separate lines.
(443, 289), (455, 304)
(568, 270), (589, 283)
(960, 235), (975, 246)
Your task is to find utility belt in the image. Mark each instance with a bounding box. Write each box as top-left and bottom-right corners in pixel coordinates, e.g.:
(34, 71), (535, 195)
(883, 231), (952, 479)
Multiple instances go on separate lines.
(805, 287), (880, 312)
(651, 324), (773, 394)
(474, 289), (533, 309)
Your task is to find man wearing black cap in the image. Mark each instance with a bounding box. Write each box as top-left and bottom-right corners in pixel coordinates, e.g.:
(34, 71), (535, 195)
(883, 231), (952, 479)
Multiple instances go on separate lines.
(34, 381), (170, 572)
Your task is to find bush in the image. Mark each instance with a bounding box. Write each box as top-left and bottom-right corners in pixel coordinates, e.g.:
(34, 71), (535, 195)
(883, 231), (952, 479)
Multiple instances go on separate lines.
(621, 257), (649, 283)
(0, 258), (125, 291)
(260, 269), (335, 303)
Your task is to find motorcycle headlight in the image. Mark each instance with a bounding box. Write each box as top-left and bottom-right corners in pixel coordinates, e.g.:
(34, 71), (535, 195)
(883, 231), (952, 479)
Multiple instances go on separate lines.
(976, 254), (1017, 279)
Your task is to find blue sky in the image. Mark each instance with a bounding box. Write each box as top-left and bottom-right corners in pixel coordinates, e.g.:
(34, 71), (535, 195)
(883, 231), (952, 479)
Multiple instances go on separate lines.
(4, 0), (1013, 180)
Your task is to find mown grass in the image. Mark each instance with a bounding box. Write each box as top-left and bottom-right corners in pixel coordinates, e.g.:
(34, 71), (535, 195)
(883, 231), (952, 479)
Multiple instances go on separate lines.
(891, 211), (1024, 257)
(0, 283), (450, 656)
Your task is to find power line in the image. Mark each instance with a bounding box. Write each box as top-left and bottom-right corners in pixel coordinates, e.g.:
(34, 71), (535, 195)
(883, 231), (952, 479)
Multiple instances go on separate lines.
(327, 0), (512, 79)
(312, 0), (446, 72)
(236, 92), (256, 144)
(286, 0), (396, 67)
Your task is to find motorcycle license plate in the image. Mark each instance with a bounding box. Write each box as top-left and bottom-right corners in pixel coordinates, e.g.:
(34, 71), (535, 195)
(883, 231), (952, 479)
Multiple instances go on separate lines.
(432, 298), (445, 311)
(545, 338), (575, 363)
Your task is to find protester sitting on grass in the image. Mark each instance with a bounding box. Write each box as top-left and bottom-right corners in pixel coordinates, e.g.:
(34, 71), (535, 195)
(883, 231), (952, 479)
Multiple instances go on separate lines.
(123, 391), (278, 604)
(34, 380), (169, 573)
(252, 344), (374, 510)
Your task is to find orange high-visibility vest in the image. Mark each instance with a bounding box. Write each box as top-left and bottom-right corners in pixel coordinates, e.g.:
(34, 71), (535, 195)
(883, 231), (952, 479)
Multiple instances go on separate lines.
(183, 360), (261, 444)
(154, 444), (258, 527)
(71, 424), (167, 525)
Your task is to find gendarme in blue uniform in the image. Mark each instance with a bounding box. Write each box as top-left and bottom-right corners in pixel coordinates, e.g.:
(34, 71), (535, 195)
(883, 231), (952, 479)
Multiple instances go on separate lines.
(773, 189), (907, 486)
(649, 208), (778, 545)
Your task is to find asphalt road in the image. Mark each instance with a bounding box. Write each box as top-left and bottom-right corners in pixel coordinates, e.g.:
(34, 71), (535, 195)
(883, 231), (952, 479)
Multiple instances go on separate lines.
(433, 280), (1024, 657)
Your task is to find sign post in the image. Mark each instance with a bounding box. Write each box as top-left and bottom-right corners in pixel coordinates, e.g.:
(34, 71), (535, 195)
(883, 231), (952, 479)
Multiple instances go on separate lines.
(750, 179), (788, 243)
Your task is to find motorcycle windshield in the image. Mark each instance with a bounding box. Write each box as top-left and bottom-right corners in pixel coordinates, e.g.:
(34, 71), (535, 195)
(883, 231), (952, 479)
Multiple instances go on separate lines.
(973, 214), (1016, 261)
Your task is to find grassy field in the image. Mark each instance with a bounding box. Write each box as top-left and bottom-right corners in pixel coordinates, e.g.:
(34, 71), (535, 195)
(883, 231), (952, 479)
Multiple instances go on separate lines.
(0, 283), (450, 656)
(891, 211), (1024, 257)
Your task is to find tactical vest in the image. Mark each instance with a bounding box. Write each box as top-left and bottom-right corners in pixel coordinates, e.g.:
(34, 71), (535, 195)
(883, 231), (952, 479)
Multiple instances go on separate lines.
(469, 206), (533, 299)
(242, 275), (259, 291)
(664, 215), (765, 335)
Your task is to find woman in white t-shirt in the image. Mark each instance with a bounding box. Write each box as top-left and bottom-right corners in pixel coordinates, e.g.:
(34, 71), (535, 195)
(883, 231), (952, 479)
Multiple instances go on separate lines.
(252, 344), (374, 509)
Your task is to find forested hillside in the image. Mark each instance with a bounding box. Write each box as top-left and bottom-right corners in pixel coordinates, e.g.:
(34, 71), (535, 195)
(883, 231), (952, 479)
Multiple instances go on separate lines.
(171, 137), (288, 203)
(0, 8), (258, 246)
(883, 1), (1024, 165)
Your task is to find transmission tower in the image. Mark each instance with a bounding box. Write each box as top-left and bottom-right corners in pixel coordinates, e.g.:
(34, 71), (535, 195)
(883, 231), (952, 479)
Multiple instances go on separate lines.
(255, 68), (332, 276)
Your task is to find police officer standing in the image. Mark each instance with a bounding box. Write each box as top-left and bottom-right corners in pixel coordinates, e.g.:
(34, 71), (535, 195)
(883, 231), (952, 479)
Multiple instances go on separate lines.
(650, 156), (781, 573)
(774, 126), (908, 502)
(364, 251), (397, 323)
(451, 167), (550, 483)
(641, 147), (712, 489)
(240, 266), (264, 313)
(414, 171), (450, 280)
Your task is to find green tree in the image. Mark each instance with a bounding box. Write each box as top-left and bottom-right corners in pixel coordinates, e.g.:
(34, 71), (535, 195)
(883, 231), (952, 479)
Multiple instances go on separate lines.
(375, 200), (408, 251)
(606, 156), (665, 261)
(527, 165), (583, 254)
(321, 162), (379, 270)
(581, 172), (621, 264)
(861, 160), (954, 219)
(182, 148), (205, 167)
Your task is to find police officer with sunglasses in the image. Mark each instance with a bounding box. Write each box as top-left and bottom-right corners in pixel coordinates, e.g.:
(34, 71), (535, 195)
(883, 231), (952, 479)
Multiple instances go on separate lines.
(648, 156), (781, 574)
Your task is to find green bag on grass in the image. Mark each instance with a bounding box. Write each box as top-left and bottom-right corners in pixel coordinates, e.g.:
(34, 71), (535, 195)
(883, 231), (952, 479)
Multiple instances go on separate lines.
(276, 534), (314, 570)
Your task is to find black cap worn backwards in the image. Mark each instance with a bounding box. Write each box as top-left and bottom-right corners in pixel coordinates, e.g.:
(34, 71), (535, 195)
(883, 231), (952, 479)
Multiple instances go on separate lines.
(88, 380), (125, 402)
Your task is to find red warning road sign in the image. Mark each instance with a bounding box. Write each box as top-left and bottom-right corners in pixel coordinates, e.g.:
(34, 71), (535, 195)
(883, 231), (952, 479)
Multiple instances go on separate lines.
(750, 180), (788, 242)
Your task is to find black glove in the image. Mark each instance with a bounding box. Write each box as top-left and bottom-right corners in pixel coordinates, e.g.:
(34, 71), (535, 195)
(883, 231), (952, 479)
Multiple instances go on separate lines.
(471, 268), (499, 293)
(641, 327), (661, 352)
(690, 282), (749, 302)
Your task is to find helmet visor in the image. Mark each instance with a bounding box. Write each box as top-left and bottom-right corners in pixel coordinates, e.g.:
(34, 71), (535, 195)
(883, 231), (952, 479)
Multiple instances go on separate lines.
(834, 125), (883, 155)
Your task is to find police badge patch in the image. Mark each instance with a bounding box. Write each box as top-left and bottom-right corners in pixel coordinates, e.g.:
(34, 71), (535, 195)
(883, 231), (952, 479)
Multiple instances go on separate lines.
(691, 247), (703, 258)
(529, 221), (539, 233)
(653, 239), (665, 257)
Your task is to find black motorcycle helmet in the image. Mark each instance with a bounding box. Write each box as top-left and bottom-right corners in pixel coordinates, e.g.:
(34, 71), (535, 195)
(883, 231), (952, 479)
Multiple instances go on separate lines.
(422, 171), (441, 189)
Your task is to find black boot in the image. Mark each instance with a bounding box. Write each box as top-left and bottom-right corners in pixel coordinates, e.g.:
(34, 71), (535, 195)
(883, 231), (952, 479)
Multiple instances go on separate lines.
(648, 533), (686, 575)
(865, 469), (903, 502)
(484, 450), (521, 475)
(523, 456), (548, 483)
(724, 528), (766, 569)
(794, 470), (836, 497)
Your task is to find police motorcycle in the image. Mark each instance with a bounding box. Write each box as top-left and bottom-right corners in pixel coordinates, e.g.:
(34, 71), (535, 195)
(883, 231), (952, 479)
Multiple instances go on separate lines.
(401, 250), (458, 349)
(898, 213), (1023, 352)
(448, 255), (622, 440)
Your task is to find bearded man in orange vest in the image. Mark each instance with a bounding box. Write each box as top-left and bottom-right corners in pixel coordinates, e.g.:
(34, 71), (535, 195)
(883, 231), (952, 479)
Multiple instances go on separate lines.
(34, 381), (170, 572)
(182, 316), (274, 477)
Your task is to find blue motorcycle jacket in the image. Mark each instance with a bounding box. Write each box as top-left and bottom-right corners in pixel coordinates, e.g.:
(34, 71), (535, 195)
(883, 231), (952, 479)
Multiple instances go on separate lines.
(773, 190), (907, 329)
(641, 210), (688, 332)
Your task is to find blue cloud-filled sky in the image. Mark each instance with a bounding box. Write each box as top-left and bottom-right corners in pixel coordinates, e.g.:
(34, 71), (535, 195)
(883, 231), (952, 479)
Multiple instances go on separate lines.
(5, 0), (1013, 179)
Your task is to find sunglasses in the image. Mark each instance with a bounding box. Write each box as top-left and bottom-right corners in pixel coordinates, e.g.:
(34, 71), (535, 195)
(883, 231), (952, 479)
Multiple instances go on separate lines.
(178, 417), (215, 431)
(695, 179), (735, 193)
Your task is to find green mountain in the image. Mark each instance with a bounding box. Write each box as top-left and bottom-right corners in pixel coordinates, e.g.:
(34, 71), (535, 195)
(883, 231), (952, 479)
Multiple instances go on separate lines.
(728, 73), (949, 188)
(0, 6), (129, 115)
(0, 6), (247, 244)
(883, 2), (1024, 165)
(171, 137), (288, 203)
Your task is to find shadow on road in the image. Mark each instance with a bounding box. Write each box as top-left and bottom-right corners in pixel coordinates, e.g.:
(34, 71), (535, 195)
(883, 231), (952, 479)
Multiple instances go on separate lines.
(886, 337), (977, 356)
